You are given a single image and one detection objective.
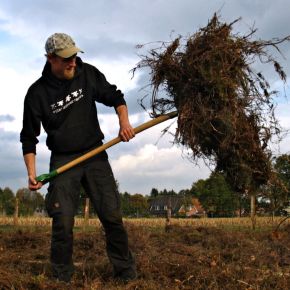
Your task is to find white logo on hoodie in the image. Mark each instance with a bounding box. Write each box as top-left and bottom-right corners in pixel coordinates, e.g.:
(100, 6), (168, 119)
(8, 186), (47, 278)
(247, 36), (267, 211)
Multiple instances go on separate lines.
(51, 88), (84, 113)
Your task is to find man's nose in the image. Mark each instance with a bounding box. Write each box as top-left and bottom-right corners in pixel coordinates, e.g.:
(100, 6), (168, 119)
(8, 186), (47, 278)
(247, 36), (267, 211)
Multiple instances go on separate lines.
(67, 58), (76, 67)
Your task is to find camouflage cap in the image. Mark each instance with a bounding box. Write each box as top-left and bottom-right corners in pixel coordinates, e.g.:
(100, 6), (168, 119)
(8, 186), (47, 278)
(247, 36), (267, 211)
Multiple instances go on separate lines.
(45, 33), (83, 58)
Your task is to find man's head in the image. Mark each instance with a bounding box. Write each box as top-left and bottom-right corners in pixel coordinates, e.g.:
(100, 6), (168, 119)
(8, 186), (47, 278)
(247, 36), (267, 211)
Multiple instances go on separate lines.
(45, 33), (83, 80)
(45, 33), (82, 58)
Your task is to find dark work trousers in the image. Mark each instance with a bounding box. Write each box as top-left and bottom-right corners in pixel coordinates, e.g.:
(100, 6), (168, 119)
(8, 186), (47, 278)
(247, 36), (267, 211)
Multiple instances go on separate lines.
(45, 150), (135, 279)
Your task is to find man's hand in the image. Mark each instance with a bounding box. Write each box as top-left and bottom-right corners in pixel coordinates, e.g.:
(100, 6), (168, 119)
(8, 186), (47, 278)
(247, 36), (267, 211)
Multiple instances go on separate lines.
(28, 175), (43, 191)
(119, 121), (135, 142)
(116, 105), (135, 142)
(24, 153), (42, 191)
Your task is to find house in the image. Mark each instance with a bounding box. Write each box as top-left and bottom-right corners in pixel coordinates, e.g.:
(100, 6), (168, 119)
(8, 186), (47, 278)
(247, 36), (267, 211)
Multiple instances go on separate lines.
(281, 205), (290, 216)
(148, 196), (206, 217)
(179, 198), (206, 218)
(33, 207), (47, 217)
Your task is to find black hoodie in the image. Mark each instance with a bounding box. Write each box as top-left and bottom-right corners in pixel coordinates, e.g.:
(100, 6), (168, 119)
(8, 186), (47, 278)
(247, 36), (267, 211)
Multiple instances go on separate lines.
(20, 57), (126, 155)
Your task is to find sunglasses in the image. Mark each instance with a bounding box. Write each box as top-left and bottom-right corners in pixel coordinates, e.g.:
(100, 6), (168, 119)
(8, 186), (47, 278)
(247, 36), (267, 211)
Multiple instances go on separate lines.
(54, 53), (77, 63)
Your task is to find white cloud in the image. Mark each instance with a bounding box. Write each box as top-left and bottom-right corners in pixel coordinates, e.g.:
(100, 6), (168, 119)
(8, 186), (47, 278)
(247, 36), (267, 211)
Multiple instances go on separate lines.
(111, 144), (211, 195)
(88, 57), (140, 93)
(0, 65), (42, 131)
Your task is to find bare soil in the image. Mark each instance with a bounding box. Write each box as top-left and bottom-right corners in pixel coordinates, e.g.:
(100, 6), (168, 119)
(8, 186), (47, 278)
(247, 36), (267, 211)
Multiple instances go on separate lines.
(0, 222), (289, 289)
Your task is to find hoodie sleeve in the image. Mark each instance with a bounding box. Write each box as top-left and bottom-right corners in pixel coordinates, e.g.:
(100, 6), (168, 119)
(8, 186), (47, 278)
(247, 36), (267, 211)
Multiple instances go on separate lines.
(92, 66), (126, 108)
(20, 87), (41, 155)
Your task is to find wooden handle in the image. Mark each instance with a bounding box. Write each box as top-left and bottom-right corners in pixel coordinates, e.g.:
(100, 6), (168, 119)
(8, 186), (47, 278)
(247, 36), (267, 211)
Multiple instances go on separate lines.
(56, 111), (178, 175)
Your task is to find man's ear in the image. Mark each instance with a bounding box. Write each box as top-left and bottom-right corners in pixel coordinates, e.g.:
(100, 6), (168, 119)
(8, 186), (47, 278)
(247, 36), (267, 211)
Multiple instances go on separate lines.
(46, 54), (54, 64)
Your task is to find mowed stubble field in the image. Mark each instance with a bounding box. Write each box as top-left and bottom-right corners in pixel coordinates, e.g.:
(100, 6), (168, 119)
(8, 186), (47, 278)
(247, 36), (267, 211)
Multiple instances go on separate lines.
(0, 216), (289, 290)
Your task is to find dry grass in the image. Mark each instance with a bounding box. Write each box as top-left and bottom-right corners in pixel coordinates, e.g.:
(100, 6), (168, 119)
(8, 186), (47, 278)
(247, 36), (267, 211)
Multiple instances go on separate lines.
(0, 216), (289, 289)
(0, 216), (288, 230)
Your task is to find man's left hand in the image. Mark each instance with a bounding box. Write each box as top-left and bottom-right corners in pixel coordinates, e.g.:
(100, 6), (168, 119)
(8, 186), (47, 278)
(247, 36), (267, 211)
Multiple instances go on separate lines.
(119, 122), (135, 142)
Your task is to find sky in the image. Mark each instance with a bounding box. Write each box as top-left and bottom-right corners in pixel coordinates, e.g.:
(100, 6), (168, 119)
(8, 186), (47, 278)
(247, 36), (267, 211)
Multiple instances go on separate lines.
(0, 0), (290, 196)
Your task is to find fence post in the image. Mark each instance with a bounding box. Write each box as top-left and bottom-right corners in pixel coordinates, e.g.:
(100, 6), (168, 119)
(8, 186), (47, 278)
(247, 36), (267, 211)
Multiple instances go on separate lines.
(165, 196), (172, 232)
(83, 198), (90, 229)
(250, 194), (256, 230)
(14, 197), (19, 226)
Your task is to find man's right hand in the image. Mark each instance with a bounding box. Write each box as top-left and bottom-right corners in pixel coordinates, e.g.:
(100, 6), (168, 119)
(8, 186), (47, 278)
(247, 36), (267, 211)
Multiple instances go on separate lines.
(28, 175), (42, 191)
(24, 153), (42, 191)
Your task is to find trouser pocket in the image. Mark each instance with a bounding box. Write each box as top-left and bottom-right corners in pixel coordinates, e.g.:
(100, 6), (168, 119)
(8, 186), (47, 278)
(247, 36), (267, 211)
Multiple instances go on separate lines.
(45, 177), (81, 217)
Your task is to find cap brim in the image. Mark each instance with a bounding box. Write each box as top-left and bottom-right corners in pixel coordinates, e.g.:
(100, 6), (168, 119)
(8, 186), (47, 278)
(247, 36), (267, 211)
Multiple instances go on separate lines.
(55, 46), (83, 58)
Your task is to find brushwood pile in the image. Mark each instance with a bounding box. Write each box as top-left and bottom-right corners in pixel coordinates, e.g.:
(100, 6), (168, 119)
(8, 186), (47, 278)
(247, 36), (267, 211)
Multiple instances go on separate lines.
(134, 14), (290, 192)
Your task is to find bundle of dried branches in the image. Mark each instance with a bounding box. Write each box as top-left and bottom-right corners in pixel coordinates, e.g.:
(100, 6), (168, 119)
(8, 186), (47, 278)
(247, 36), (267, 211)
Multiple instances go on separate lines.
(134, 14), (290, 191)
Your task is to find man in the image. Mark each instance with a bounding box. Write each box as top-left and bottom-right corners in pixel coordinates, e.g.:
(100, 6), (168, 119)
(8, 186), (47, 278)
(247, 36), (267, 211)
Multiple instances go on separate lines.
(20, 33), (137, 283)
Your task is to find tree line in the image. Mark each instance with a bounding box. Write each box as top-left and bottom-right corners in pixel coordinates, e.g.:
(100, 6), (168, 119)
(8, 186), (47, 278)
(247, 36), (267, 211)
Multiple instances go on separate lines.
(0, 187), (44, 216)
(0, 154), (289, 218)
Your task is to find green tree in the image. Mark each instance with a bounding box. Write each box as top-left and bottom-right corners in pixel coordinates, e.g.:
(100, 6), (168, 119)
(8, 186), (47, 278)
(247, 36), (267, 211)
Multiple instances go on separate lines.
(150, 188), (159, 197)
(120, 192), (132, 216)
(159, 189), (177, 195)
(178, 189), (191, 196)
(274, 154), (290, 189)
(259, 154), (290, 215)
(159, 189), (168, 195)
(274, 154), (290, 203)
(0, 187), (15, 216)
(129, 194), (148, 217)
(16, 188), (45, 216)
(191, 179), (206, 197)
(120, 193), (148, 217)
(193, 173), (239, 217)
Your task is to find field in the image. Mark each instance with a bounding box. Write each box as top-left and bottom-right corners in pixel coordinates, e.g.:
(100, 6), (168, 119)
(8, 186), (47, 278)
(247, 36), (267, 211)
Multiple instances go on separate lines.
(0, 217), (289, 289)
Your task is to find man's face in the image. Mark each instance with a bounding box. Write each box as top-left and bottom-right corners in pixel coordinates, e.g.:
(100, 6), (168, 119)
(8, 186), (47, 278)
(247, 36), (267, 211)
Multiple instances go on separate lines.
(47, 54), (77, 80)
